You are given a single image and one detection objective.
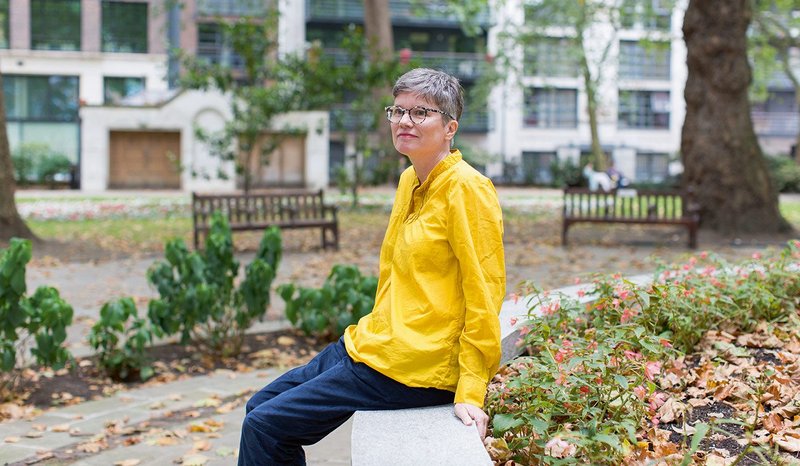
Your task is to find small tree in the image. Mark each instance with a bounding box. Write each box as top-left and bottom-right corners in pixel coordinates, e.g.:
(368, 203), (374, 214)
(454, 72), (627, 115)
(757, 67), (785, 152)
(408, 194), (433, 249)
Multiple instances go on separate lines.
(180, 9), (319, 194)
(475, 0), (673, 170)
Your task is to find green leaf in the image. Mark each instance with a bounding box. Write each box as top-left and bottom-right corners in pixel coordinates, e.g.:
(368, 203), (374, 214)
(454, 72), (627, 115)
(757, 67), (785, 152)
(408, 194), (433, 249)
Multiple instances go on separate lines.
(492, 413), (524, 433)
(613, 374), (629, 389)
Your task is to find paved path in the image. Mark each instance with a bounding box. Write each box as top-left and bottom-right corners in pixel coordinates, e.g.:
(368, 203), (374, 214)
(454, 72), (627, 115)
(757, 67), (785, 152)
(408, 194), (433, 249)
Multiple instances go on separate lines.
(1, 368), (351, 465)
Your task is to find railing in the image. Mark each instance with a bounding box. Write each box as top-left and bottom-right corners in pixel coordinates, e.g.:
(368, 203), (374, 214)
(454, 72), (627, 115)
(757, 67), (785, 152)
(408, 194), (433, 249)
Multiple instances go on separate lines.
(459, 110), (490, 133)
(320, 48), (485, 81)
(196, 0), (270, 16)
(751, 111), (799, 137)
(307, 0), (491, 26)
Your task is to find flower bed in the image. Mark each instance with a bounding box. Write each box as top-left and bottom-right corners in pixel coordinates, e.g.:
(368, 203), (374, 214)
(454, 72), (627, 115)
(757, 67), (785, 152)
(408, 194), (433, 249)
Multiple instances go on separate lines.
(486, 241), (800, 465)
(17, 198), (190, 221)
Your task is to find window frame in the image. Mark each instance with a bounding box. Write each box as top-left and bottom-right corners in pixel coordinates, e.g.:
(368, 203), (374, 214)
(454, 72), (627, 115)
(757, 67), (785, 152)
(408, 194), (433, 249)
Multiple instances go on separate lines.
(101, 0), (149, 54)
(523, 87), (579, 128)
(618, 89), (671, 129)
(30, 0), (82, 51)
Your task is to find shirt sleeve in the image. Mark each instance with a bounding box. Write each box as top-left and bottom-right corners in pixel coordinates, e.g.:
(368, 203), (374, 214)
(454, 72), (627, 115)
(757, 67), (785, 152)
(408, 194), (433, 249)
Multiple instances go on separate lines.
(447, 177), (506, 407)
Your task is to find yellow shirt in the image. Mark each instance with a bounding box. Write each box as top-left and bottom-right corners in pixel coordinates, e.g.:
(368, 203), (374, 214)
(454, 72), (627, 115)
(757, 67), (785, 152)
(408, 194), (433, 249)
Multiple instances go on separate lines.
(344, 150), (506, 407)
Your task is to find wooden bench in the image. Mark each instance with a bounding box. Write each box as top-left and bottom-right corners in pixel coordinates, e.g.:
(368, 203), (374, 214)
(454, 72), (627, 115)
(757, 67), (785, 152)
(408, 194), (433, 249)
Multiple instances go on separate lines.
(562, 187), (700, 248)
(192, 189), (339, 250)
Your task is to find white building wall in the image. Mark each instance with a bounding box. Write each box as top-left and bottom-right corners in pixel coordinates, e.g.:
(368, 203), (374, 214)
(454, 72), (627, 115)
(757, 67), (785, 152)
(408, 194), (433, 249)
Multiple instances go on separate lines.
(0, 51), (168, 105)
(80, 91), (330, 192)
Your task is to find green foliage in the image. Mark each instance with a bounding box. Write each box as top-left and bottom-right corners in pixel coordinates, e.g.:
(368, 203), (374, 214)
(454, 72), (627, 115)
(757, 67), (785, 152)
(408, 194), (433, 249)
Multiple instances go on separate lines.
(278, 264), (378, 339)
(147, 213), (282, 358)
(88, 298), (157, 382)
(0, 239), (73, 399)
(766, 155), (800, 192)
(749, 0), (800, 102)
(11, 143), (73, 185)
(548, 157), (583, 187)
(489, 241), (800, 464)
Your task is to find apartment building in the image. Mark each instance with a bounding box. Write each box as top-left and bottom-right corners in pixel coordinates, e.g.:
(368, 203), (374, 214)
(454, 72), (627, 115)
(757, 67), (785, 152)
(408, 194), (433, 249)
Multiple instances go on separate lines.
(1, 0), (796, 190)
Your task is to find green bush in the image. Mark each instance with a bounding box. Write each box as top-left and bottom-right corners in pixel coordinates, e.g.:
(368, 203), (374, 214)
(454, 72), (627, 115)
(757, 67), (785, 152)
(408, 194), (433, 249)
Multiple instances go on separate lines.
(0, 239), (73, 400)
(766, 155), (800, 193)
(11, 143), (73, 186)
(488, 241), (800, 464)
(147, 213), (282, 358)
(278, 264), (377, 339)
(88, 298), (158, 382)
(549, 158), (583, 187)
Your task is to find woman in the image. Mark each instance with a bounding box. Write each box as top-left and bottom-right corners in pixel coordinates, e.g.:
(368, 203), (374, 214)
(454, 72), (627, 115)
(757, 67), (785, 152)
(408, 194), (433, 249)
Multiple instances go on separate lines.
(239, 68), (505, 466)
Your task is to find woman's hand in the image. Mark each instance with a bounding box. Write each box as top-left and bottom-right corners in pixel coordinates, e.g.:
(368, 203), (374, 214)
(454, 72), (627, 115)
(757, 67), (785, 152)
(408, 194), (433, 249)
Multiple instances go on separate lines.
(454, 402), (489, 438)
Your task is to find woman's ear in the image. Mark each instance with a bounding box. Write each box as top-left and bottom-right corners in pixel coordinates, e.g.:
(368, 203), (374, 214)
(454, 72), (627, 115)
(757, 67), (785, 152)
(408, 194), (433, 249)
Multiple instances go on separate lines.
(444, 120), (459, 141)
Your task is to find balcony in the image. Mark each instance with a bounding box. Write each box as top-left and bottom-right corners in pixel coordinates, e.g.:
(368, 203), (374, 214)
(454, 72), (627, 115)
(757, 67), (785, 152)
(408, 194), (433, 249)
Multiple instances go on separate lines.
(752, 111), (800, 137)
(458, 110), (490, 133)
(307, 0), (490, 27)
(320, 49), (485, 81)
(196, 0), (270, 16)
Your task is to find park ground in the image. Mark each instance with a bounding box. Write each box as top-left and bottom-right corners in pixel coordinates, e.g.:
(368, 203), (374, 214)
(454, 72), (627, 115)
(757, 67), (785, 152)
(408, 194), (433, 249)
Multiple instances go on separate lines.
(1, 186), (799, 465)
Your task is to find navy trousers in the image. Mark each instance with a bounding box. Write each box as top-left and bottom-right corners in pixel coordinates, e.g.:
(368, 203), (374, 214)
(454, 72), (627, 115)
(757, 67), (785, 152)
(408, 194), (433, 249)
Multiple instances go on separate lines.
(238, 337), (455, 466)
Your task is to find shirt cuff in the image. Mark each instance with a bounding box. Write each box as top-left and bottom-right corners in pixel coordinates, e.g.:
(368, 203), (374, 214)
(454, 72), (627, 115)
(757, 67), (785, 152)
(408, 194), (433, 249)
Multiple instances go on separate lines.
(454, 374), (489, 408)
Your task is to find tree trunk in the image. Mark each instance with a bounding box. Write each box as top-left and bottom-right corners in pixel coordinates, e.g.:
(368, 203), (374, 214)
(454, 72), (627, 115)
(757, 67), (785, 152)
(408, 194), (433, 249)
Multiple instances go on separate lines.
(681, 0), (790, 233)
(577, 14), (605, 171)
(363, 0), (401, 185)
(0, 72), (38, 243)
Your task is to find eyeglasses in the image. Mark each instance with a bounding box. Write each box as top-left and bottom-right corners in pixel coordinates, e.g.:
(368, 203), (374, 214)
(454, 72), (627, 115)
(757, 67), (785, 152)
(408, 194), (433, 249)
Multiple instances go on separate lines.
(384, 105), (455, 125)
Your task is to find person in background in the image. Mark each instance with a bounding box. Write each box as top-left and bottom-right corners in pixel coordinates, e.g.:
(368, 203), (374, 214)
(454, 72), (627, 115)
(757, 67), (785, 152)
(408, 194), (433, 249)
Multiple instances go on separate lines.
(238, 68), (506, 466)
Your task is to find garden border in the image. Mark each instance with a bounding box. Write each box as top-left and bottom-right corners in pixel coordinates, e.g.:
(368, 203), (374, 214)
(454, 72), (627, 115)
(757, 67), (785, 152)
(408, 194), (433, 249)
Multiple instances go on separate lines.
(350, 274), (654, 465)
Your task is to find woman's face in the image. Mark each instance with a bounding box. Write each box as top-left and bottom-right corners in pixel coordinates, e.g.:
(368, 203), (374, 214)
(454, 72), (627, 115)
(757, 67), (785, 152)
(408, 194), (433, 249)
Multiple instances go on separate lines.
(390, 92), (457, 159)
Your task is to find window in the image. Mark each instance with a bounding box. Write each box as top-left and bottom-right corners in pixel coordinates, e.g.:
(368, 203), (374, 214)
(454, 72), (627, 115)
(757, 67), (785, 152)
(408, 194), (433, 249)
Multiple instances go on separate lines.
(635, 152), (669, 182)
(197, 22), (245, 69)
(0, 0), (9, 49)
(524, 1), (571, 26)
(620, 0), (671, 31)
(524, 38), (580, 78)
(524, 88), (578, 128)
(619, 40), (670, 80)
(30, 0), (81, 51)
(104, 77), (145, 104)
(522, 151), (557, 185)
(618, 90), (670, 129)
(3, 75), (81, 164)
(102, 1), (148, 53)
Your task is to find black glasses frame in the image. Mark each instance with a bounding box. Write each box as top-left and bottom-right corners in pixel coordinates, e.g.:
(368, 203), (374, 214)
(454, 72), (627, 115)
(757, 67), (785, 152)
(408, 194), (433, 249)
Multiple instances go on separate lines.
(384, 105), (456, 124)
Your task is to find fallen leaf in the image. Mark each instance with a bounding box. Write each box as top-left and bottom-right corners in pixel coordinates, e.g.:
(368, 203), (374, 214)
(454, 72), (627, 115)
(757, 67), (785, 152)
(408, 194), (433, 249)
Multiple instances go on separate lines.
(763, 412), (784, 433)
(216, 447), (234, 457)
(775, 435), (800, 452)
(50, 423), (71, 432)
(114, 460), (141, 466)
(277, 335), (296, 346)
(155, 436), (179, 446)
(193, 440), (212, 451)
(24, 431), (43, 438)
(179, 454), (209, 465)
(5, 436), (20, 443)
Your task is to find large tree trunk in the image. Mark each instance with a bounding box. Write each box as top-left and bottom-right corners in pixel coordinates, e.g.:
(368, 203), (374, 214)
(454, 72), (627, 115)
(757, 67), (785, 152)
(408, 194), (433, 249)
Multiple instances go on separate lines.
(0, 72), (38, 243)
(681, 0), (790, 233)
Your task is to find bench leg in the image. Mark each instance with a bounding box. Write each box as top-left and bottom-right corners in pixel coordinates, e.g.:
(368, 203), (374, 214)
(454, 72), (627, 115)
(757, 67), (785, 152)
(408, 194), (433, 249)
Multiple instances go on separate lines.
(562, 222), (569, 247)
(688, 224), (698, 249)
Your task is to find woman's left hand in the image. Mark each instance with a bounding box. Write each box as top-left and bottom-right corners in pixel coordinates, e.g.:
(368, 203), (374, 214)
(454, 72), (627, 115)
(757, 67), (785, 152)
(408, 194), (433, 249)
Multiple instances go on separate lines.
(454, 402), (489, 438)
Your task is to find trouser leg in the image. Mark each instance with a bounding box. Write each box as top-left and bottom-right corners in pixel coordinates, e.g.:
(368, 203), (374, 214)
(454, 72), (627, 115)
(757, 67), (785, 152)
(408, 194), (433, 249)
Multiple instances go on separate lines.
(238, 339), (454, 466)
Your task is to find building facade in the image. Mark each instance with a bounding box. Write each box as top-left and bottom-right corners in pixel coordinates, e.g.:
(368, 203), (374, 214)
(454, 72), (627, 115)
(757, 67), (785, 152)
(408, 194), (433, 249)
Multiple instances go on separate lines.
(1, 0), (797, 190)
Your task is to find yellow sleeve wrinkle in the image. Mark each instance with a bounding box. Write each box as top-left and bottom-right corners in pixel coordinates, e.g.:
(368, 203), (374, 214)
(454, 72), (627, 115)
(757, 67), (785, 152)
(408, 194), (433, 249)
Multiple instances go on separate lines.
(447, 176), (505, 407)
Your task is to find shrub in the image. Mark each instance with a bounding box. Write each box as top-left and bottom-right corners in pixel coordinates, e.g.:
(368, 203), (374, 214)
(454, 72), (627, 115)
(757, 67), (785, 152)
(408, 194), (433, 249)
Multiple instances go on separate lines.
(278, 264), (377, 339)
(11, 143), (73, 186)
(147, 213), (282, 358)
(766, 155), (800, 193)
(487, 241), (800, 464)
(88, 298), (158, 382)
(0, 239), (73, 400)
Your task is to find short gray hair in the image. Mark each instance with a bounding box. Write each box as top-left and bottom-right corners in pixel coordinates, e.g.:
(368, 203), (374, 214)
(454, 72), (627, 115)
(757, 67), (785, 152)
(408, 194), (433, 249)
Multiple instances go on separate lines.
(392, 68), (463, 123)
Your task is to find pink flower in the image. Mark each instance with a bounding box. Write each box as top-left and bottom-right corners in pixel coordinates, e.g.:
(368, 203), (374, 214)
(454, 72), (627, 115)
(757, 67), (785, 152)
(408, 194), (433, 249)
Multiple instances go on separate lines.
(577, 289), (586, 298)
(624, 350), (643, 361)
(633, 385), (647, 400)
(542, 300), (561, 316)
(573, 277), (581, 284)
(645, 361), (662, 381)
(519, 326), (530, 336)
(509, 317), (518, 326)
(611, 298), (621, 309)
(620, 308), (637, 323)
(700, 251), (708, 259)
(648, 392), (667, 414)
(752, 252), (762, 260)
(614, 285), (632, 300)
(659, 338), (673, 348)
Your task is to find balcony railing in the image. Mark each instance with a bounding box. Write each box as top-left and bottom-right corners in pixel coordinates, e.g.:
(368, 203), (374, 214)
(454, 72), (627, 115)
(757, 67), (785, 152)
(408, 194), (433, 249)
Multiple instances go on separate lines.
(752, 111), (799, 137)
(458, 110), (490, 133)
(307, 0), (490, 26)
(321, 49), (485, 80)
(197, 0), (269, 17)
